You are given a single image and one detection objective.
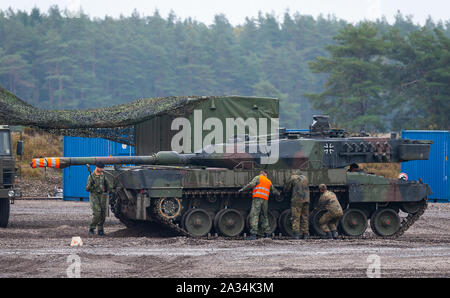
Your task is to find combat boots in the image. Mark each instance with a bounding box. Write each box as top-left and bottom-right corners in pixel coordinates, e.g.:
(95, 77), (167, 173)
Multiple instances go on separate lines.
(321, 231), (333, 239)
(264, 233), (271, 239)
(291, 233), (300, 240)
(89, 228), (95, 235)
(301, 234), (308, 240)
(245, 233), (257, 240)
(331, 230), (339, 239)
(98, 230), (105, 236)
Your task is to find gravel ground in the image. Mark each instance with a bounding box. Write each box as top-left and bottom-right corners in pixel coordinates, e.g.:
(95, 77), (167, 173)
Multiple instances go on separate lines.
(0, 200), (449, 278)
(18, 172), (62, 197)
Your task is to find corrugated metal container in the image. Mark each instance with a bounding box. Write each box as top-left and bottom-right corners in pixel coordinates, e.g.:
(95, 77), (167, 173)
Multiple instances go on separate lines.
(63, 137), (134, 201)
(401, 130), (449, 202)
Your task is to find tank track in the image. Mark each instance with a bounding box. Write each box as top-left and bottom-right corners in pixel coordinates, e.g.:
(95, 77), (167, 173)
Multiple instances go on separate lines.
(109, 193), (140, 228)
(329, 197), (429, 240)
(111, 189), (429, 240)
(386, 197), (428, 239)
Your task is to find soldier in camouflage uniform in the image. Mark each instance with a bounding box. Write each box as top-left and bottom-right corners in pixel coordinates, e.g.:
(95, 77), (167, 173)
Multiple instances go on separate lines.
(239, 170), (280, 240)
(86, 162), (113, 236)
(313, 184), (343, 239)
(284, 172), (310, 239)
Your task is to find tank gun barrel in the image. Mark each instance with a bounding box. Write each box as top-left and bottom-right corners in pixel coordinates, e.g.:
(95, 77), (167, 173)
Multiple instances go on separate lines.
(30, 151), (191, 169)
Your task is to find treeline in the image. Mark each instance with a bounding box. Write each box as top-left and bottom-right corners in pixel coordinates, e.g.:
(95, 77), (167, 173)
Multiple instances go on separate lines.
(307, 22), (450, 131)
(0, 6), (448, 130)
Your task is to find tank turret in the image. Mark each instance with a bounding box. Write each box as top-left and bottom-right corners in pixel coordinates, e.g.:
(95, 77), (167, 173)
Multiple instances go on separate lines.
(31, 134), (432, 170)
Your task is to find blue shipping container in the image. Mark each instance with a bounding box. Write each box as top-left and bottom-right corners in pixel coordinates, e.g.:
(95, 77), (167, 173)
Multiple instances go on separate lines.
(63, 137), (134, 201)
(401, 130), (449, 202)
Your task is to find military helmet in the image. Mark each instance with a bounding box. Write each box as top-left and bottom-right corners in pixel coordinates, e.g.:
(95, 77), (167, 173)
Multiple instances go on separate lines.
(96, 162), (105, 169)
(319, 183), (327, 191)
(291, 169), (302, 175)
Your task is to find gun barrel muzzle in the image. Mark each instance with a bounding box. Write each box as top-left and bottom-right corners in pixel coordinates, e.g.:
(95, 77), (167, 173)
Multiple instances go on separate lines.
(31, 157), (62, 168)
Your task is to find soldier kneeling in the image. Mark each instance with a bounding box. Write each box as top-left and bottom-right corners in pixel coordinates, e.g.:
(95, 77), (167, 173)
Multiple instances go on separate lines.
(314, 184), (343, 239)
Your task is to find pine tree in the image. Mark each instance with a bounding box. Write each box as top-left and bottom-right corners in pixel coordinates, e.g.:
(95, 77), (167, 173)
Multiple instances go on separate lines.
(305, 22), (388, 131)
(385, 27), (450, 130)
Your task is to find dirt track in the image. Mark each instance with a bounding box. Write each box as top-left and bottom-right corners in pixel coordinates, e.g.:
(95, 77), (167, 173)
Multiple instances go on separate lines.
(0, 200), (449, 278)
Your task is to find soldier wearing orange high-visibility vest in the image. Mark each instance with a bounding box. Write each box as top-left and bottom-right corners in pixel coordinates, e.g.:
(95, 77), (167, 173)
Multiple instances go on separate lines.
(239, 170), (280, 240)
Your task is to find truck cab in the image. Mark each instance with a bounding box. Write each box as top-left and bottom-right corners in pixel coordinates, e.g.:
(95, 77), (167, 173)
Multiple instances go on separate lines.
(0, 125), (21, 227)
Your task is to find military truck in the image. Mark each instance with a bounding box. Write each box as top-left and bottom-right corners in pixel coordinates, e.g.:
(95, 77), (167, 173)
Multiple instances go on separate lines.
(0, 125), (22, 227)
(31, 116), (432, 238)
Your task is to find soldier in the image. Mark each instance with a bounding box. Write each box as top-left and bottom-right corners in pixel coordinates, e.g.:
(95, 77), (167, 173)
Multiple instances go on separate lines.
(86, 162), (113, 236)
(348, 163), (362, 172)
(313, 184), (343, 239)
(284, 172), (310, 239)
(239, 170), (280, 240)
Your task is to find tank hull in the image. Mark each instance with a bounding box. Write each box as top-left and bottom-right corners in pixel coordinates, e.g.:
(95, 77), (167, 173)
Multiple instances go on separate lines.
(107, 165), (430, 238)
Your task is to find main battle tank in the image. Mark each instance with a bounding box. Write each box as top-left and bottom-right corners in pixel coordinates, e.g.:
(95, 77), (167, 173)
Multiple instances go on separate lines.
(31, 116), (433, 238)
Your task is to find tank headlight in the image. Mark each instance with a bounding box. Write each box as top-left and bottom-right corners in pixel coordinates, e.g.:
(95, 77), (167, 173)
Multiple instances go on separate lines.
(8, 190), (14, 197)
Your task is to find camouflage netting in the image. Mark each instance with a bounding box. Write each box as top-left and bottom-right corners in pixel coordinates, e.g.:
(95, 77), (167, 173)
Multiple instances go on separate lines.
(46, 127), (136, 146)
(0, 86), (210, 145)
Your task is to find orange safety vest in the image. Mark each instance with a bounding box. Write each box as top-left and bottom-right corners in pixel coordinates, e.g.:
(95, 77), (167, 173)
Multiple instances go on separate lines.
(252, 175), (272, 200)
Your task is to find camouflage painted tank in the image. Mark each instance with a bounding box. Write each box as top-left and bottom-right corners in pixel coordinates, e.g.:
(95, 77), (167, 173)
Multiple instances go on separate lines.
(31, 116), (432, 238)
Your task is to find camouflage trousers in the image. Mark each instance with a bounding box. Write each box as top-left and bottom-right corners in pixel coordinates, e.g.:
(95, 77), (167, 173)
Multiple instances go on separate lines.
(319, 208), (343, 233)
(89, 193), (108, 230)
(249, 197), (270, 235)
(291, 202), (309, 235)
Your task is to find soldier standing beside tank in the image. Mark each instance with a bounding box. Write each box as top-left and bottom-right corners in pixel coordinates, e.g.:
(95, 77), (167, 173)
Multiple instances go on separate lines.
(239, 170), (280, 240)
(284, 172), (310, 239)
(86, 162), (113, 236)
(313, 184), (343, 239)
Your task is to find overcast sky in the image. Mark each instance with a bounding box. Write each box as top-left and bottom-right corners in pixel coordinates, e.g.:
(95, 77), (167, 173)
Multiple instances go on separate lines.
(0, 0), (448, 25)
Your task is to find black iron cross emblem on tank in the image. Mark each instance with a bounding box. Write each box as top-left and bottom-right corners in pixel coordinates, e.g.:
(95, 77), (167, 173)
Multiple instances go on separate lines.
(324, 143), (334, 154)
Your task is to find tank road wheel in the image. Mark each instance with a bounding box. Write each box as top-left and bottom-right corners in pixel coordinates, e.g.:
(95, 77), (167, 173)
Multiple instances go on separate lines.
(181, 210), (190, 230)
(0, 198), (10, 228)
(339, 209), (368, 237)
(184, 209), (212, 237)
(213, 209), (226, 233)
(278, 209), (294, 237)
(246, 210), (278, 236)
(310, 209), (327, 237)
(400, 201), (424, 214)
(214, 209), (245, 237)
(154, 197), (182, 220)
(370, 208), (401, 237)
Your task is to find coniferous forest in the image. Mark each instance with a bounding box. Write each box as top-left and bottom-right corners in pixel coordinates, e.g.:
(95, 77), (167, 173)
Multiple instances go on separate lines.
(0, 6), (449, 130)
